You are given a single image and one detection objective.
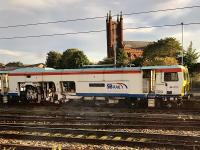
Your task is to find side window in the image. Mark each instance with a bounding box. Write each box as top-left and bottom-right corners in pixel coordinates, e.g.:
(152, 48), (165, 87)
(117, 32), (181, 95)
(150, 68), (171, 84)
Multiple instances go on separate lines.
(89, 83), (105, 87)
(61, 81), (76, 93)
(164, 72), (178, 81)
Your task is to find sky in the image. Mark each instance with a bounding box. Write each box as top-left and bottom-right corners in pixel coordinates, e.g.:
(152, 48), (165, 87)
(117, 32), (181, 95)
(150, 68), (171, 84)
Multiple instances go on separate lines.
(0, 0), (200, 64)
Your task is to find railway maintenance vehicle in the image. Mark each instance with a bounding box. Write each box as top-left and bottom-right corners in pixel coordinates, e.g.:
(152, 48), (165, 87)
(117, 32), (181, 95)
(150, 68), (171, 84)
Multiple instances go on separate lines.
(0, 65), (190, 108)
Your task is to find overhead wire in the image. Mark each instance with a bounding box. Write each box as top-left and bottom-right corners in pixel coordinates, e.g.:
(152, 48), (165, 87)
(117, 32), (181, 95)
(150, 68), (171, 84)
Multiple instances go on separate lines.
(122, 5), (200, 16)
(0, 29), (106, 40)
(0, 22), (199, 40)
(0, 5), (200, 29)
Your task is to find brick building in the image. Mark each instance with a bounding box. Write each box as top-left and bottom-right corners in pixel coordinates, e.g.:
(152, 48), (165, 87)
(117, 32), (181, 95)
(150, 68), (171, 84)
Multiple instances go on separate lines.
(106, 11), (151, 59)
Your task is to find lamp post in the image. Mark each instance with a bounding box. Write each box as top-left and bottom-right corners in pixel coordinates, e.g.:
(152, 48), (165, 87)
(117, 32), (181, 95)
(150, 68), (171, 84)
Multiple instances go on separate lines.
(181, 22), (184, 65)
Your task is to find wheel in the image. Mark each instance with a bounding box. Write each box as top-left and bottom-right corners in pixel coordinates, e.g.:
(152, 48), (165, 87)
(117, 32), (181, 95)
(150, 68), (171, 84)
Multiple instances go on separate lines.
(155, 100), (162, 108)
(186, 94), (191, 100)
(165, 100), (177, 108)
(177, 99), (183, 108)
(129, 100), (139, 108)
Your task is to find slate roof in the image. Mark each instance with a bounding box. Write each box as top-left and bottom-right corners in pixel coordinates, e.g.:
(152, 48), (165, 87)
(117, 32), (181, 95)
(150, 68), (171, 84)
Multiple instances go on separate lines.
(0, 65), (185, 74)
(11, 67), (55, 73)
(123, 41), (152, 49)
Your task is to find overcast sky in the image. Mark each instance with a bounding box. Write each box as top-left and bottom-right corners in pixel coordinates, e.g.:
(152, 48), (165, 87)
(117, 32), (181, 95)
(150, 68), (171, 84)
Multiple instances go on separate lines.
(0, 0), (200, 64)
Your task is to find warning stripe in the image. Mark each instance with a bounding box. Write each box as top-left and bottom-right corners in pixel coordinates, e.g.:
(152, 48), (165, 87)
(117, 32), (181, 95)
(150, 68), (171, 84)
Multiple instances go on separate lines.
(8, 70), (141, 76)
(155, 68), (182, 73)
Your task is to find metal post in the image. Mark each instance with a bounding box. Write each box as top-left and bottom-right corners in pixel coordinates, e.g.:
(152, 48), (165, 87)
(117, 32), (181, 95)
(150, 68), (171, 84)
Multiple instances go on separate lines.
(112, 23), (117, 68)
(114, 42), (116, 67)
(181, 22), (184, 65)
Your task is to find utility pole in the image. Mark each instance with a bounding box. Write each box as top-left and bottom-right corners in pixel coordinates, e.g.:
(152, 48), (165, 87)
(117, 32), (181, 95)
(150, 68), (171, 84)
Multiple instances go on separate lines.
(181, 22), (184, 65)
(114, 42), (117, 67)
(113, 24), (117, 67)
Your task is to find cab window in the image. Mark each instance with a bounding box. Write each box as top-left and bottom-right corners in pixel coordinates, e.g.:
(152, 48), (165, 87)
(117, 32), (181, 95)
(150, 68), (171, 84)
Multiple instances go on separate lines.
(164, 72), (178, 81)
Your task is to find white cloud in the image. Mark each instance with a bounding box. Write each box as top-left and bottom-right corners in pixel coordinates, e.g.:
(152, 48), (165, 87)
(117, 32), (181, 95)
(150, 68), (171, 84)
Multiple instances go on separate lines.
(156, 0), (192, 9)
(151, 0), (200, 21)
(8, 0), (83, 9)
(0, 49), (20, 57)
(124, 28), (153, 33)
(123, 18), (135, 24)
(0, 49), (45, 64)
(172, 30), (200, 52)
(1, 0), (200, 64)
(9, 0), (55, 9)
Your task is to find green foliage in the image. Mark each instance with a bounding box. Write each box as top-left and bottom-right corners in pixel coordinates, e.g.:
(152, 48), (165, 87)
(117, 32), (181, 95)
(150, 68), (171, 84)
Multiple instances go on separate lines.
(184, 41), (200, 71)
(143, 37), (182, 66)
(60, 49), (90, 69)
(46, 51), (62, 68)
(98, 48), (129, 67)
(116, 48), (129, 67)
(45, 49), (90, 69)
(0, 63), (4, 67)
(143, 57), (178, 66)
(5, 61), (24, 67)
(131, 57), (143, 67)
(98, 57), (114, 65)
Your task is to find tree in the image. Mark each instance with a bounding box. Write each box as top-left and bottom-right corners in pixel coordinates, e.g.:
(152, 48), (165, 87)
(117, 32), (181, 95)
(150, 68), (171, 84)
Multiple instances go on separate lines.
(184, 41), (200, 71)
(98, 48), (129, 67)
(5, 61), (24, 67)
(60, 49), (90, 69)
(46, 51), (62, 68)
(0, 63), (4, 67)
(98, 57), (114, 65)
(143, 57), (178, 66)
(116, 48), (129, 67)
(143, 37), (182, 66)
(131, 57), (143, 67)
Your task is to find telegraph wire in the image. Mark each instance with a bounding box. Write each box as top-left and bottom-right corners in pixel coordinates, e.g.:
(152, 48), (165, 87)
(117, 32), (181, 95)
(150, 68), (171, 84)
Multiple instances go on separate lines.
(0, 5), (200, 29)
(0, 22), (199, 40)
(0, 29), (106, 40)
(124, 23), (180, 30)
(123, 5), (200, 16)
(123, 22), (200, 30)
(0, 16), (106, 29)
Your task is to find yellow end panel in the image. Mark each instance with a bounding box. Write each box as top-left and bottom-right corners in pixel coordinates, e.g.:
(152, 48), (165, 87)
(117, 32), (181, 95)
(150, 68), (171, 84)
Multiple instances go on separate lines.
(182, 67), (190, 96)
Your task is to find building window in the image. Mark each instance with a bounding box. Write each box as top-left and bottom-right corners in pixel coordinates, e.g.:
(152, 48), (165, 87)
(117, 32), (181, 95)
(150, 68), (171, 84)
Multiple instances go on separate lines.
(127, 52), (131, 58)
(164, 72), (178, 81)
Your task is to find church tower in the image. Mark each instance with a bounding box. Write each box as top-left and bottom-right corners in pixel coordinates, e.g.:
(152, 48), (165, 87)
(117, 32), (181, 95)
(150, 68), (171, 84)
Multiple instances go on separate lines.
(106, 11), (124, 58)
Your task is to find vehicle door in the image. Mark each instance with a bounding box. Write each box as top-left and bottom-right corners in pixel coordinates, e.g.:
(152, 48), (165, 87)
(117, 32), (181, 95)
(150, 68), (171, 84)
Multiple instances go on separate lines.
(163, 72), (179, 95)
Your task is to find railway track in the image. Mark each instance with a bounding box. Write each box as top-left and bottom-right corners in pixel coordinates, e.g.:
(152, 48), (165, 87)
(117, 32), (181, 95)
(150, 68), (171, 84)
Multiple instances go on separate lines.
(0, 123), (200, 131)
(1, 144), (51, 150)
(0, 113), (200, 149)
(0, 125), (200, 149)
(0, 112), (198, 120)
(1, 104), (200, 115)
(0, 113), (200, 130)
